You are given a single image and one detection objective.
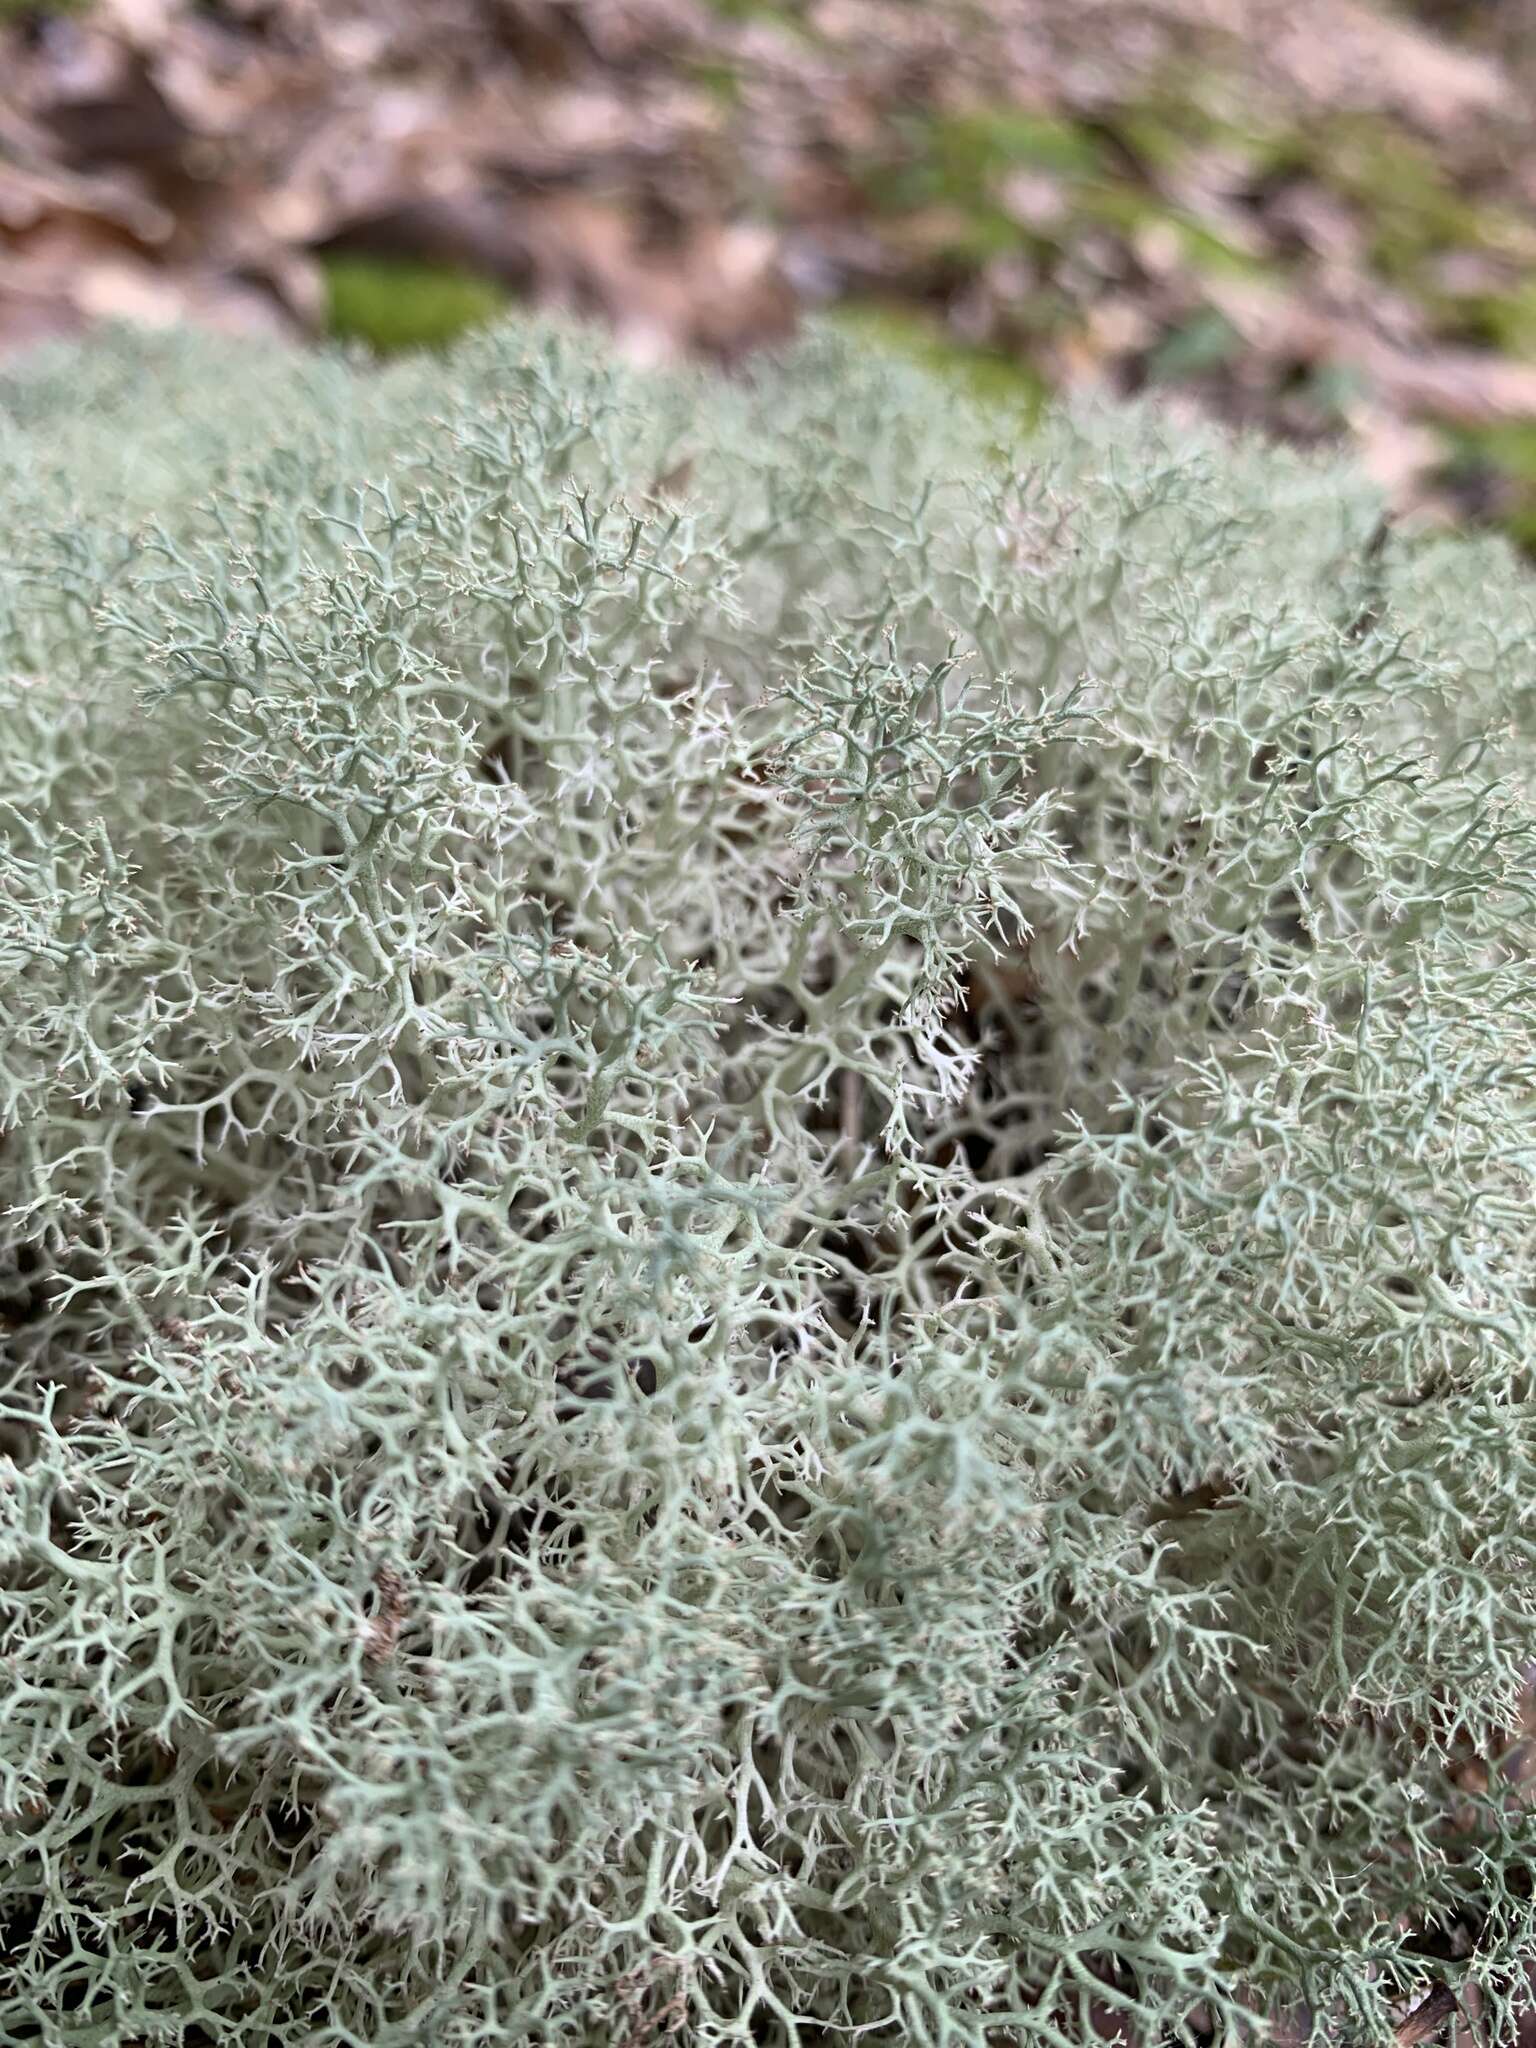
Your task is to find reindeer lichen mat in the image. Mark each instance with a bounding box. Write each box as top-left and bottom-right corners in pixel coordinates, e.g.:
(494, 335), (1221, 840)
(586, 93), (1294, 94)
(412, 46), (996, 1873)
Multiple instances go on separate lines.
(4, 317), (1536, 2046)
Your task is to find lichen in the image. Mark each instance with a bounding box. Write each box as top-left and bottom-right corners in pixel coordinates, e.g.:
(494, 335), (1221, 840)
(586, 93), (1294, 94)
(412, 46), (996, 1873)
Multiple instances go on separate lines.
(4, 315), (1536, 2044)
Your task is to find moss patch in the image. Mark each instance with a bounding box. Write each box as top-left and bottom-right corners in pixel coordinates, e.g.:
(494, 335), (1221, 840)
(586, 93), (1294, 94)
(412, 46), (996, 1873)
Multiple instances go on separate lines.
(699, 0), (813, 27)
(858, 106), (1106, 259)
(1441, 421), (1536, 553)
(830, 302), (1046, 418)
(322, 253), (511, 356)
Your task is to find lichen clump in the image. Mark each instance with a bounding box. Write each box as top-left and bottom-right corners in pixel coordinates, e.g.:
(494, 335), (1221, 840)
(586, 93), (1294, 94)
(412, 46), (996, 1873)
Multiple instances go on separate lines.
(5, 319), (1536, 2044)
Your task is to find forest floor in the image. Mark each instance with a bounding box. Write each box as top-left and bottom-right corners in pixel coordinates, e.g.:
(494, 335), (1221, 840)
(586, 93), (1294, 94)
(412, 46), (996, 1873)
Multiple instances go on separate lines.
(9, 0), (1536, 545)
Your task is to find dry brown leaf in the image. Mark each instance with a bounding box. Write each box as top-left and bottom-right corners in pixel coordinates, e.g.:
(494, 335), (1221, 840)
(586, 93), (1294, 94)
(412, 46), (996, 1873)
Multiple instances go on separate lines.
(98, 0), (177, 50)
(1369, 347), (1536, 426)
(1348, 402), (1445, 507)
(0, 160), (173, 246)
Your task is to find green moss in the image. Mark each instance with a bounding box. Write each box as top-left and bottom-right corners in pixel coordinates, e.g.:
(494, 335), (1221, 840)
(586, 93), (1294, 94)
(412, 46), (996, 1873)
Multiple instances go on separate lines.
(935, 108), (1106, 183)
(860, 102), (1274, 284)
(688, 58), (743, 101)
(322, 253), (511, 357)
(1107, 100), (1226, 172)
(1072, 181), (1267, 278)
(829, 302), (1045, 419)
(1145, 308), (1242, 383)
(1443, 422), (1536, 554)
(699, 0), (812, 26)
(1436, 278), (1536, 357)
(1279, 118), (1528, 288)
(863, 108), (1103, 227)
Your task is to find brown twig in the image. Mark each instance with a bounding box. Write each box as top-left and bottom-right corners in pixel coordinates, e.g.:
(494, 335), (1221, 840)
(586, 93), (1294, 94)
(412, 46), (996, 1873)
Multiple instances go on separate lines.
(840, 1066), (861, 1168)
(362, 1562), (408, 1665)
(1396, 1983), (1459, 2047)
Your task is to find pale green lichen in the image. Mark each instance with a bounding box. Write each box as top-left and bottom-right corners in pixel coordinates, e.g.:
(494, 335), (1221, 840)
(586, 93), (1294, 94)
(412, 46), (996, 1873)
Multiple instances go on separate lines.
(4, 316), (1536, 2044)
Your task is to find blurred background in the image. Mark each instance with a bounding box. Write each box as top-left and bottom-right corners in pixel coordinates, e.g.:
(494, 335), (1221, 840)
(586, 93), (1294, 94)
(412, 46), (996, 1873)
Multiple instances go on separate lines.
(6, 0), (1536, 546)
